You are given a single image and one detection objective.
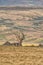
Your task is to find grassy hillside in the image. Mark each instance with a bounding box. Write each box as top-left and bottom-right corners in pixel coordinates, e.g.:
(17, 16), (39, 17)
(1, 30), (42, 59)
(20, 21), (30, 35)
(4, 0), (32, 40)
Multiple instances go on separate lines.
(0, 9), (43, 45)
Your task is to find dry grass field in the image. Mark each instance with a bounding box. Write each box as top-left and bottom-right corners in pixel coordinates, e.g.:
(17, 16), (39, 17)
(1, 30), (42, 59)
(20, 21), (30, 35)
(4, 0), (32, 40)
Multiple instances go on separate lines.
(0, 46), (43, 65)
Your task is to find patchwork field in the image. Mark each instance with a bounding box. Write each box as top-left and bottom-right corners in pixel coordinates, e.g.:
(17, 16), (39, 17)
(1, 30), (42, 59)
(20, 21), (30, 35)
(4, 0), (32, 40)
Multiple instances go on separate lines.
(0, 9), (43, 45)
(0, 46), (43, 65)
(0, 8), (43, 45)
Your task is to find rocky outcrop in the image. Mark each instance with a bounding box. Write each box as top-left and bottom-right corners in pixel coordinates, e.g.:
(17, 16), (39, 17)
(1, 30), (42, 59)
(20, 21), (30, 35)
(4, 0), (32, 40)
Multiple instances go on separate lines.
(3, 41), (21, 46)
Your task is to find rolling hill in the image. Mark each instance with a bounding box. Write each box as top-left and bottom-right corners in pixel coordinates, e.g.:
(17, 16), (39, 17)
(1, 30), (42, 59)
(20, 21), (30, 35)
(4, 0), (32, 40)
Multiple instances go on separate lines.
(0, 8), (43, 45)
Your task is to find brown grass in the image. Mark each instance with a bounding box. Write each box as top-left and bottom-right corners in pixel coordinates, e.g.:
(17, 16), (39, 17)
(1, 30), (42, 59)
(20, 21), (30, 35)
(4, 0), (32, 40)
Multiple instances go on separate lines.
(0, 46), (43, 65)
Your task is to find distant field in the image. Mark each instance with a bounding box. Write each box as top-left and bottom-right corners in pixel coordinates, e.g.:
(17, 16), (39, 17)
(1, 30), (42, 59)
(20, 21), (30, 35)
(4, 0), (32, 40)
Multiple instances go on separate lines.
(0, 9), (43, 45)
(0, 46), (43, 65)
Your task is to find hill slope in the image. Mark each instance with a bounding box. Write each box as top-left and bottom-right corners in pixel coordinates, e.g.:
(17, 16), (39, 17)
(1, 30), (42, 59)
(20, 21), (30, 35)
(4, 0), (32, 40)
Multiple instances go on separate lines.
(0, 9), (43, 45)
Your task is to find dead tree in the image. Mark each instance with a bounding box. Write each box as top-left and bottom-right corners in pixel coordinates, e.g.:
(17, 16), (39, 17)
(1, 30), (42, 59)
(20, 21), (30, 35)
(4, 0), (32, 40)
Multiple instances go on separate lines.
(4, 29), (24, 46)
(14, 30), (24, 46)
(39, 44), (43, 47)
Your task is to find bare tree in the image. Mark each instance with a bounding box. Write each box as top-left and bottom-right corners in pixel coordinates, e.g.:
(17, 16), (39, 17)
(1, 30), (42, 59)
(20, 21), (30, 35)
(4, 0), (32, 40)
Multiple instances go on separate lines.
(15, 30), (24, 46)
(39, 43), (43, 47)
(4, 29), (24, 46)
